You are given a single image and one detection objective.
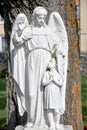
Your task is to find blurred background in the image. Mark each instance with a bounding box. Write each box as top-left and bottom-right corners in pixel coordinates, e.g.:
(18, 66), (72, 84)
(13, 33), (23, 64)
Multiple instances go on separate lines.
(0, 0), (87, 130)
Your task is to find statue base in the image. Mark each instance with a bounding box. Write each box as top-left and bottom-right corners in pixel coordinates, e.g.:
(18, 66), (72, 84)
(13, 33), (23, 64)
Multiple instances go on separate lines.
(24, 125), (73, 130)
(15, 125), (73, 130)
(24, 128), (48, 130)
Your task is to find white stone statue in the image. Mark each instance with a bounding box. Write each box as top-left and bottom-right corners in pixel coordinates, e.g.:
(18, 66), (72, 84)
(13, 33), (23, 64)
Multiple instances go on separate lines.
(10, 6), (68, 130)
(10, 13), (29, 116)
(42, 58), (63, 130)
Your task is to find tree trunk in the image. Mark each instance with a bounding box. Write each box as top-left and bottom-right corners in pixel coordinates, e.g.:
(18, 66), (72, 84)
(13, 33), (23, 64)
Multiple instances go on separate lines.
(2, 0), (83, 130)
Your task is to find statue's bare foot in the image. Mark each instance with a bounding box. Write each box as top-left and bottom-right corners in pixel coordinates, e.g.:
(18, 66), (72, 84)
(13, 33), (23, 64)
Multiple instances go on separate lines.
(55, 124), (60, 130)
(55, 124), (64, 130)
(49, 123), (55, 130)
(25, 122), (33, 127)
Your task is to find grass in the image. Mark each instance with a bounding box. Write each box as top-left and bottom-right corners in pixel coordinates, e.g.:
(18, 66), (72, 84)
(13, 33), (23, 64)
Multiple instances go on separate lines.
(0, 78), (6, 127)
(0, 77), (87, 127)
(81, 76), (87, 126)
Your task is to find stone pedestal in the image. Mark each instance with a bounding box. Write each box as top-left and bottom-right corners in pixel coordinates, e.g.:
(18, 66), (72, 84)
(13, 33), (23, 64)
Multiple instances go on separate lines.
(15, 126), (24, 130)
(24, 128), (48, 130)
(15, 125), (73, 130)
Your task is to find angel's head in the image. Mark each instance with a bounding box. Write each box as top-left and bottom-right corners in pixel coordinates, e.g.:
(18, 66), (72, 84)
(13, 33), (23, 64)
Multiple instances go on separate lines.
(14, 13), (28, 31)
(32, 6), (47, 27)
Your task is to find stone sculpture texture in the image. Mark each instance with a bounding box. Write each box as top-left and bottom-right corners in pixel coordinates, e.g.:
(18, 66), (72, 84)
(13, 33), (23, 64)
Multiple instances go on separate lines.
(10, 6), (68, 130)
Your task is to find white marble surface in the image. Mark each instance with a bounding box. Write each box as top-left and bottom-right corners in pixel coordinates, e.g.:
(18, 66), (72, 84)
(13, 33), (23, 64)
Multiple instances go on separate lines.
(24, 125), (73, 130)
(24, 128), (48, 130)
(11, 6), (68, 128)
(15, 125), (24, 130)
(15, 125), (73, 130)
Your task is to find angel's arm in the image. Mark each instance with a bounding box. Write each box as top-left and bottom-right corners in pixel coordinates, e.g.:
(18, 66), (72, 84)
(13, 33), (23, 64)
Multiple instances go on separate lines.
(57, 45), (67, 57)
(51, 44), (67, 58)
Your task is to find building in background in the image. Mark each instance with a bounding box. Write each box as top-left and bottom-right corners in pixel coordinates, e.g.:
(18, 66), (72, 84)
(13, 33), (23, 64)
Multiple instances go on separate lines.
(80, 0), (87, 76)
(72, 0), (87, 76)
(0, 15), (7, 75)
(80, 0), (87, 53)
(0, 2), (87, 76)
(0, 15), (5, 52)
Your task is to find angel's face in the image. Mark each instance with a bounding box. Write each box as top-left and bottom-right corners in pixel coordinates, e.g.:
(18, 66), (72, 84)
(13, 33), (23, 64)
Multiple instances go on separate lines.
(35, 15), (46, 27)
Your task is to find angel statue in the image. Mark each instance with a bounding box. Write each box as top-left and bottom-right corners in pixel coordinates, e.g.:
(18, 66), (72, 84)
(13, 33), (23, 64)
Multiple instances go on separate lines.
(10, 6), (68, 129)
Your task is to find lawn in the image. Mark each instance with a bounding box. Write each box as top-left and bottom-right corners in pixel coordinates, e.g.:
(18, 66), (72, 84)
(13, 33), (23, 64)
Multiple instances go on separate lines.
(0, 77), (87, 127)
(81, 76), (87, 126)
(0, 78), (6, 127)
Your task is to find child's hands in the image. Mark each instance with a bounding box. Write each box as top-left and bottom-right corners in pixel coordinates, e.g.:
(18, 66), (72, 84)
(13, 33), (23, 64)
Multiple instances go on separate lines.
(50, 75), (53, 81)
(52, 75), (62, 87)
(52, 74), (56, 81)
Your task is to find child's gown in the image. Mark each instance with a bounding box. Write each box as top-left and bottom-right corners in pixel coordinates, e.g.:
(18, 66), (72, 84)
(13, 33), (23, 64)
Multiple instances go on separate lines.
(43, 69), (62, 110)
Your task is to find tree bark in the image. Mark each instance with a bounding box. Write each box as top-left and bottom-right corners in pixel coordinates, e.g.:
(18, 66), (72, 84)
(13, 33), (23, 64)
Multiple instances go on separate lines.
(0, 0), (83, 130)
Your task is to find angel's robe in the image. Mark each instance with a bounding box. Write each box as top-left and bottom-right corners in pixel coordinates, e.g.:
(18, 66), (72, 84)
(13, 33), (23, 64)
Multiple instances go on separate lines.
(23, 25), (60, 126)
(12, 24), (67, 126)
(11, 12), (68, 128)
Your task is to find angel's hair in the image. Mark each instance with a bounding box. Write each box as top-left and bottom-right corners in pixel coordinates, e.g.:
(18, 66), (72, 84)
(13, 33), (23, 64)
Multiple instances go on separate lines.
(32, 6), (47, 17)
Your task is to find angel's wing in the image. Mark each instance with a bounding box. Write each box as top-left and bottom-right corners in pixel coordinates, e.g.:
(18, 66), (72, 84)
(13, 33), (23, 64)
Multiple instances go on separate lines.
(48, 12), (68, 50)
(48, 12), (68, 112)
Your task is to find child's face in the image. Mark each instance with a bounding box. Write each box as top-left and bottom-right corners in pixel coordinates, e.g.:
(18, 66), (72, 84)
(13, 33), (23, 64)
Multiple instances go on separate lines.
(35, 14), (46, 27)
(48, 60), (55, 70)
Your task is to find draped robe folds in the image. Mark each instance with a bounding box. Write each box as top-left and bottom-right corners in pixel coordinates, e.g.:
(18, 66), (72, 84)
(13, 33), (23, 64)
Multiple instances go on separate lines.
(24, 26), (60, 126)
(11, 41), (26, 116)
(10, 11), (68, 128)
(10, 13), (29, 116)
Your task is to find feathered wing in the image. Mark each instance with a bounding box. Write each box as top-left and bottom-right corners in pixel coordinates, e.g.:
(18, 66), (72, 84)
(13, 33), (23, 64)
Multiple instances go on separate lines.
(10, 13), (29, 116)
(48, 12), (68, 113)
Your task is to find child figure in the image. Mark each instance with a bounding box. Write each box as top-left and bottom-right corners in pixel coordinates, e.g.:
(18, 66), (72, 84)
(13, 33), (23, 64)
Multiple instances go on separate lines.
(42, 58), (63, 130)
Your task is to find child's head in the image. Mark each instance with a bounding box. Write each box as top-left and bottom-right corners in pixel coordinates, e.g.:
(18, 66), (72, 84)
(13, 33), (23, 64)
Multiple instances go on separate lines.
(47, 58), (56, 70)
(32, 6), (47, 27)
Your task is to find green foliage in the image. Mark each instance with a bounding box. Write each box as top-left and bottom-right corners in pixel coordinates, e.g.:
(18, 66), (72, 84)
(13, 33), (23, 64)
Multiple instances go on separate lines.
(0, 78), (6, 126)
(81, 76), (87, 126)
(0, 69), (6, 78)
